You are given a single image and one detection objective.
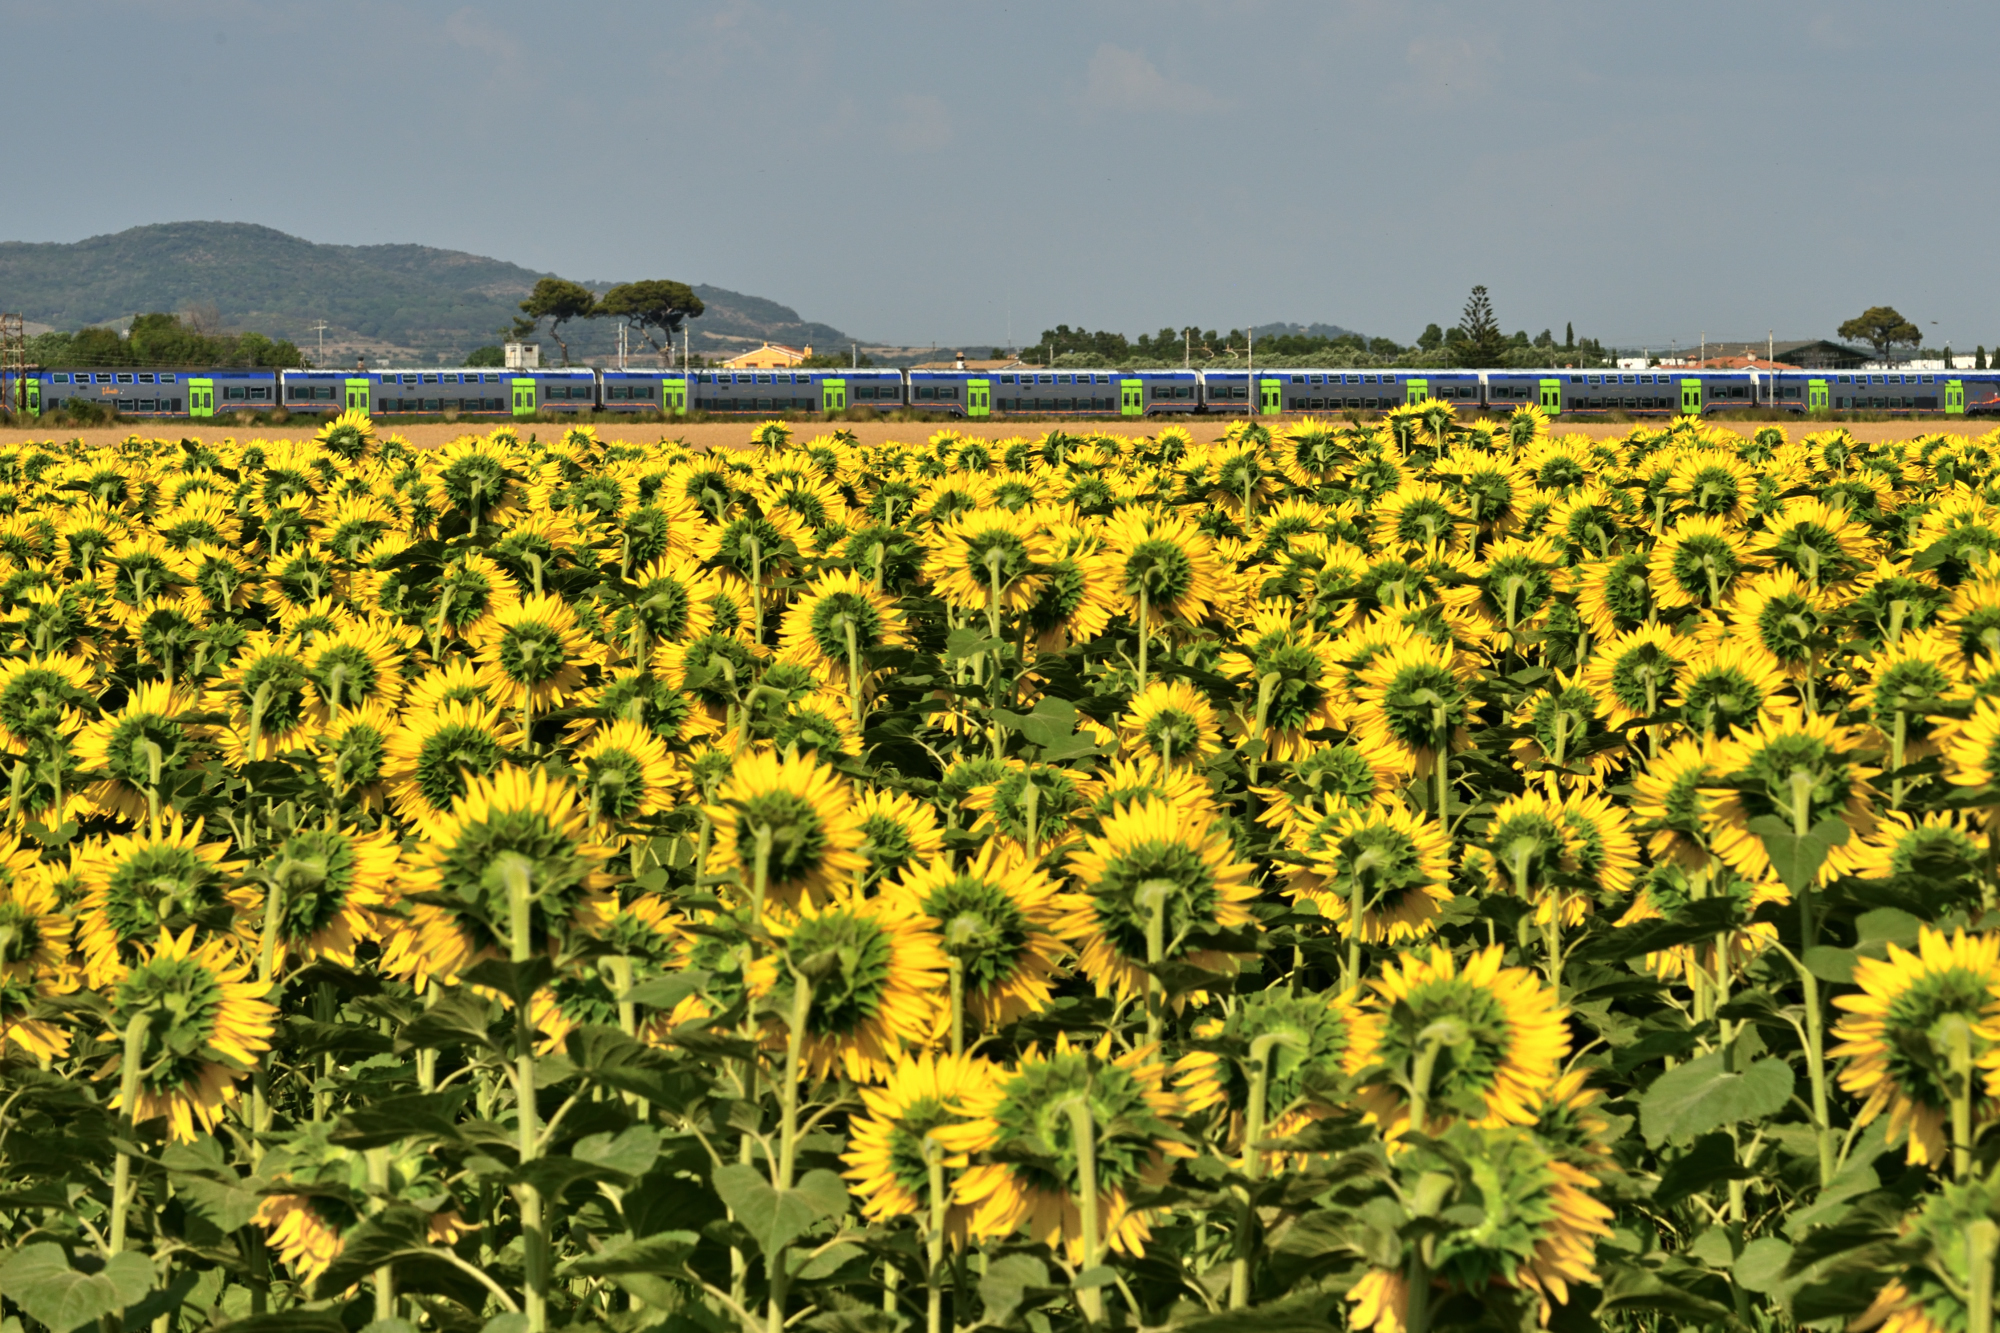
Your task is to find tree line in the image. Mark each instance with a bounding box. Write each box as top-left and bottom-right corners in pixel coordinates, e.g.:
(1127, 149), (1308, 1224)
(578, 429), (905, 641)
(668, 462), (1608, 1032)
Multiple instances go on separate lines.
(25, 312), (307, 369)
(509, 278), (705, 366)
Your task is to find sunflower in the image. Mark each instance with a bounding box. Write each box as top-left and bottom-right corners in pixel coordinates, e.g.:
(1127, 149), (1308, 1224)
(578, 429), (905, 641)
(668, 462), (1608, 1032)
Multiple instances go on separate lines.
(1509, 674), (1620, 791)
(1581, 623), (1688, 734)
(383, 701), (511, 829)
(1352, 638), (1476, 776)
(1832, 927), (2000, 1166)
(1477, 791), (1578, 921)
(1116, 680), (1222, 769)
(75, 817), (251, 987)
(1100, 507), (1228, 632)
(573, 719), (677, 835)
(260, 825), (399, 968)
(385, 767), (615, 989)
(1442, 536), (1567, 648)
(1848, 811), (1987, 890)
(921, 507), (1054, 615)
(706, 748), (866, 909)
(1217, 609), (1343, 761)
(304, 620), (408, 718)
(1669, 641), (1789, 738)
(938, 1036), (1190, 1262)
(1703, 709), (1878, 885)
(1861, 629), (1966, 770)
(841, 1051), (996, 1236)
(1288, 801), (1453, 946)
(0, 653), (95, 753)
(1668, 448), (1756, 521)
(1060, 799), (1257, 1003)
(74, 683), (205, 825)
(1853, 1178), (2000, 1333)
(612, 556), (718, 658)
(1720, 568), (1833, 678)
(1348, 945), (1569, 1137)
(105, 928), (275, 1142)
(1174, 986), (1362, 1169)
(1754, 495), (1876, 588)
(852, 788), (946, 887)
(889, 846), (1078, 1035)
(962, 762), (1098, 860)
(309, 701), (397, 811)
(208, 632), (316, 765)
(314, 409), (378, 465)
(1647, 514), (1755, 611)
(1371, 481), (1469, 554)
(777, 567), (908, 690)
(1086, 757), (1219, 826)
(1572, 552), (1657, 640)
(747, 889), (945, 1081)
(1846, 558), (1948, 650)
(474, 593), (594, 716)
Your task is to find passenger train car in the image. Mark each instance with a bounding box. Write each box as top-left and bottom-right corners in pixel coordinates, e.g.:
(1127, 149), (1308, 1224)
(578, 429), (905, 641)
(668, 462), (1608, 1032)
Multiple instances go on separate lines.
(4, 364), (1998, 420)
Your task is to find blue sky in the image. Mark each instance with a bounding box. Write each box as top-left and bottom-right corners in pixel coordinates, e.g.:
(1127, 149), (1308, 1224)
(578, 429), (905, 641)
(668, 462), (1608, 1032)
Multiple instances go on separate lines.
(7, 0), (1995, 350)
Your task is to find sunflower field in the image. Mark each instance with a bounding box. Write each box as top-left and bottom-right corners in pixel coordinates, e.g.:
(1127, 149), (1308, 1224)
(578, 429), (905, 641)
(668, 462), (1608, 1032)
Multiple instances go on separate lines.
(6, 405), (2000, 1333)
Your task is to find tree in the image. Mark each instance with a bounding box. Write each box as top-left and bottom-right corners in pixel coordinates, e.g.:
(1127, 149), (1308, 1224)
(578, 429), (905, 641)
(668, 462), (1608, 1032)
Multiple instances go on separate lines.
(515, 278), (597, 367)
(598, 280), (705, 363)
(1416, 323), (1444, 352)
(465, 345), (505, 368)
(1565, 322), (1574, 348)
(1457, 285), (1507, 367)
(1838, 305), (1921, 362)
(1534, 329), (1555, 348)
(1980, 346), (1989, 371)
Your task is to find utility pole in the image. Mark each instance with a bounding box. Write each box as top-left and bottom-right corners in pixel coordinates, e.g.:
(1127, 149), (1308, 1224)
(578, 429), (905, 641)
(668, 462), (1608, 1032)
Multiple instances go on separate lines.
(311, 320), (329, 367)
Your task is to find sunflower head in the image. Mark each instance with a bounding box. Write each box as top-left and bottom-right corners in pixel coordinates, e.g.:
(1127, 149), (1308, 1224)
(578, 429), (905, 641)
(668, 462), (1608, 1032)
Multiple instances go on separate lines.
(707, 749), (866, 909)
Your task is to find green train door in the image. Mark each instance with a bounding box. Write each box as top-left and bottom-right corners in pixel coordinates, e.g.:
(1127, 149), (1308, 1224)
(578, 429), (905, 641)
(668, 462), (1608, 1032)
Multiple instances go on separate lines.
(1538, 378), (1561, 414)
(1680, 379), (1703, 415)
(1948, 380), (1966, 415)
(663, 378), (686, 414)
(821, 378), (847, 413)
(20, 379), (38, 416)
(1120, 379), (1144, 416)
(188, 378), (215, 418)
(1258, 378), (1282, 415)
(1808, 379), (1829, 412)
(1405, 378), (1429, 405)
(512, 378), (538, 417)
(967, 379), (990, 418)
(344, 378), (370, 415)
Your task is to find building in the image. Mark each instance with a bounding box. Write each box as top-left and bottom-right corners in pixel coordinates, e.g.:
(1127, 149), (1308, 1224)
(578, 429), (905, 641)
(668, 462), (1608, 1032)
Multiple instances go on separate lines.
(1667, 339), (1869, 370)
(720, 342), (812, 370)
(912, 353), (1032, 372)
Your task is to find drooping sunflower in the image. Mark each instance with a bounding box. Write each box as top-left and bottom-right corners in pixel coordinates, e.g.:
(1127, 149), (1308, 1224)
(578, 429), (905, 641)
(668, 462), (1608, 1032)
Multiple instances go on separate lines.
(1371, 480), (1469, 554)
(573, 719), (677, 836)
(1754, 495), (1876, 588)
(963, 762), (1099, 860)
(104, 928), (276, 1142)
(1174, 986), (1362, 1169)
(1721, 568), (1833, 677)
(1086, 756), (1219, 826)
(259, 825), (400, 968)
(776, 567), (908, 690)
(706, 748), (867, 909)
(889, 846), (1079, 1034)
(1860, 629), (1967, 767)
(1288, 801), (1453, 945)
(1573, 551), (1659, 639)
(385, 767), (615, 989)
(1217, 609), (1343, 761)
(0, 653), (96, 753)
(1060, 799), (1257, 1003)
(304, 619), (409, 719)
(308, 701), (397, 811)
(1100, 507), (1229, 633)
(921, 507), (1054, 615)
(1352, 637), (1477, 776)
(1703, 708), (1878, 884)
(938, 1036), (1190, 1262)
(208, 632), (316, 765)
(748, 889), (945, 1081)
(1669, 641), (1789, 739)
(1581, 623), (1688, 734)
(1847, 811), (1987, 890)
(75, 817), (251, 987)
(1647, 514), (1756, 611)
(383, 701), (511, 829)
(852, 787), (946, 887)
(74, 683), (206, 825)
(1852, 1177), (2000, 1333)
(474, 593), (594, 716)
(1832, 927), (2000, 1166)
(430, 551), (523, 644)
(1116, 679), (1222, 769)
(1348, 945), (1569, 1137)
(841, 1051), (997, 1236)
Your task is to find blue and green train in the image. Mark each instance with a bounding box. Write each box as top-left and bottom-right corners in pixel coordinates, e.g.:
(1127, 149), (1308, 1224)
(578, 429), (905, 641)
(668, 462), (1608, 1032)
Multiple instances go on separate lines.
(4, 364), (1997, 420)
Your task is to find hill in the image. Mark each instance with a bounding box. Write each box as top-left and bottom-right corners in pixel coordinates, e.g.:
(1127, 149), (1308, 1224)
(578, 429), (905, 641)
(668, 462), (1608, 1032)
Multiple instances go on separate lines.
(0, 222), (863, 365)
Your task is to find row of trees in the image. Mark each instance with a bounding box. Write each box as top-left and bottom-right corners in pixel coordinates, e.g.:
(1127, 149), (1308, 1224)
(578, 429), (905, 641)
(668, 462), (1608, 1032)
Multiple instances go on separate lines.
(24, 312), (307, 369)
(513, 278), (705, 366)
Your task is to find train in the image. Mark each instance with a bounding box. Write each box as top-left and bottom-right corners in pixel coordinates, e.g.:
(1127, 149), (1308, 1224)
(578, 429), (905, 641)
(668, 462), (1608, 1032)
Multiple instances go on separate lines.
(3, 361), (1996, 420)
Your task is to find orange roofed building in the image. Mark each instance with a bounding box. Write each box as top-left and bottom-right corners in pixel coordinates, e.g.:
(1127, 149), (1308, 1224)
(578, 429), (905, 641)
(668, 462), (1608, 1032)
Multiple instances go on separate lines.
(720, 342), (812, 369)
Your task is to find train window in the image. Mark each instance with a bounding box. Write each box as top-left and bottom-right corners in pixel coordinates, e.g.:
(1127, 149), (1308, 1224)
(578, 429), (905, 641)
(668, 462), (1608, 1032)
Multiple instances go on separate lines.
(161, 373), (176, 383)
(117, 373), (134, 383)
(1039, 375), (1053, 384)
(1291, 375), (1304, 385)
(1623, 375), (1636, 383)
(1924, 375), (1935, 383)
(137, 373), (154, 383)
(1569, 376), (1583, 384)
(50, 374), (67, 384)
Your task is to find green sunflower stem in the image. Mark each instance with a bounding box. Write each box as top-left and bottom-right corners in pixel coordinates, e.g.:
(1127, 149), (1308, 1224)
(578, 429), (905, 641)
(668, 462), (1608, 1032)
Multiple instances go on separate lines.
(844, 613), (865, 731)
(768, 969), (813, 1333)
(1230, 1032), (1293, 1310)
(948, 955), (966, 1057)
(142, 737), (163, 841)
(503, 860), (549, 1333)
(1136, 584), (1150, 695)
(1950, 1014), (1977, 1181)
(245, 680), (273, 767)
(1892, 708), (1908, 809)
(1063, 1096), (1105, 1324)
(1790, 769), (1837, 1189)
(1432, 703), (1451, 821)
(1023, 778), (1041, 865)
(369, 1146), (395, 1323)
(1970, 1219), (1998, 1333)
(748, 534), (764, 648)
(925, 1144), (949, 1333)
(1249, 671), (1282, 789)
(1347, 869), (1366, 994)
(108, 1012), (153, 1257)
(1887, 597), (1907, 648)
(1143, 882), (1169, 1049)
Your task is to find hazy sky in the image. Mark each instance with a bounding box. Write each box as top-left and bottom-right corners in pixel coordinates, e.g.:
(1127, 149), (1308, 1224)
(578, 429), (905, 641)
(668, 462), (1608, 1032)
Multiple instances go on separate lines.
(7, 0), (1995, 349)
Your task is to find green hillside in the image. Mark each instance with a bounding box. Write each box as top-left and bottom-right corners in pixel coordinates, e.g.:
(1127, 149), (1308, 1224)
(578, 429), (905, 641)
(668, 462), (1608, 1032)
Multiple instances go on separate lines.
(0, 222), (856, 364)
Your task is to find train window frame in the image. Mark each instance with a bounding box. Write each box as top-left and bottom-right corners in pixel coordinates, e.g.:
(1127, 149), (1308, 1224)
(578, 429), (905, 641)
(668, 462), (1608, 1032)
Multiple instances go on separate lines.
(161, 373), (176, 383)
(117, 373), (134, 384)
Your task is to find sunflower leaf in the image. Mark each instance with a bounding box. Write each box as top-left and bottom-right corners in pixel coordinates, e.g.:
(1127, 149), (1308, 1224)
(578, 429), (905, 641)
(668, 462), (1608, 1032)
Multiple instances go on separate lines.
(1639, 1051), (1795, 1147)
(1652, 1133), (1755, 1208)
(0, 1244), (154, 1333)
(1747, 815), (1850, 894)
(711, 1165), (849, 1256)
(462, 957), (557, 1009)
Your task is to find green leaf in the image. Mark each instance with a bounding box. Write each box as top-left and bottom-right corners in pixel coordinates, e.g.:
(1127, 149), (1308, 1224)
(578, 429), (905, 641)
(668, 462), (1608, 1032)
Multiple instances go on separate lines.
(331, 1090), (473, 1150)
(944, 627), (1003, 662)
(1733, 1236), (1795, 1294)
(1802, 946), (1857, 983)
(1747, 814), (1849, 894)
(563, 1230), (700, 1277)
(0, 1244), (153, 1333)
(1856, 907), (1924, 952)
(1653, 1133), (1755, 1208)
(1640, 1052), (1795, 1147)
(979, 1252), (1051, 1327)
(218, 1316), (351, 1333)
(461, 957), (556, 1009)
(711, 1165), (849, 1256)
(395, 990), (502, 1054)
(573, 1125), (660, 1180)
(623, 970), (710, 1013)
